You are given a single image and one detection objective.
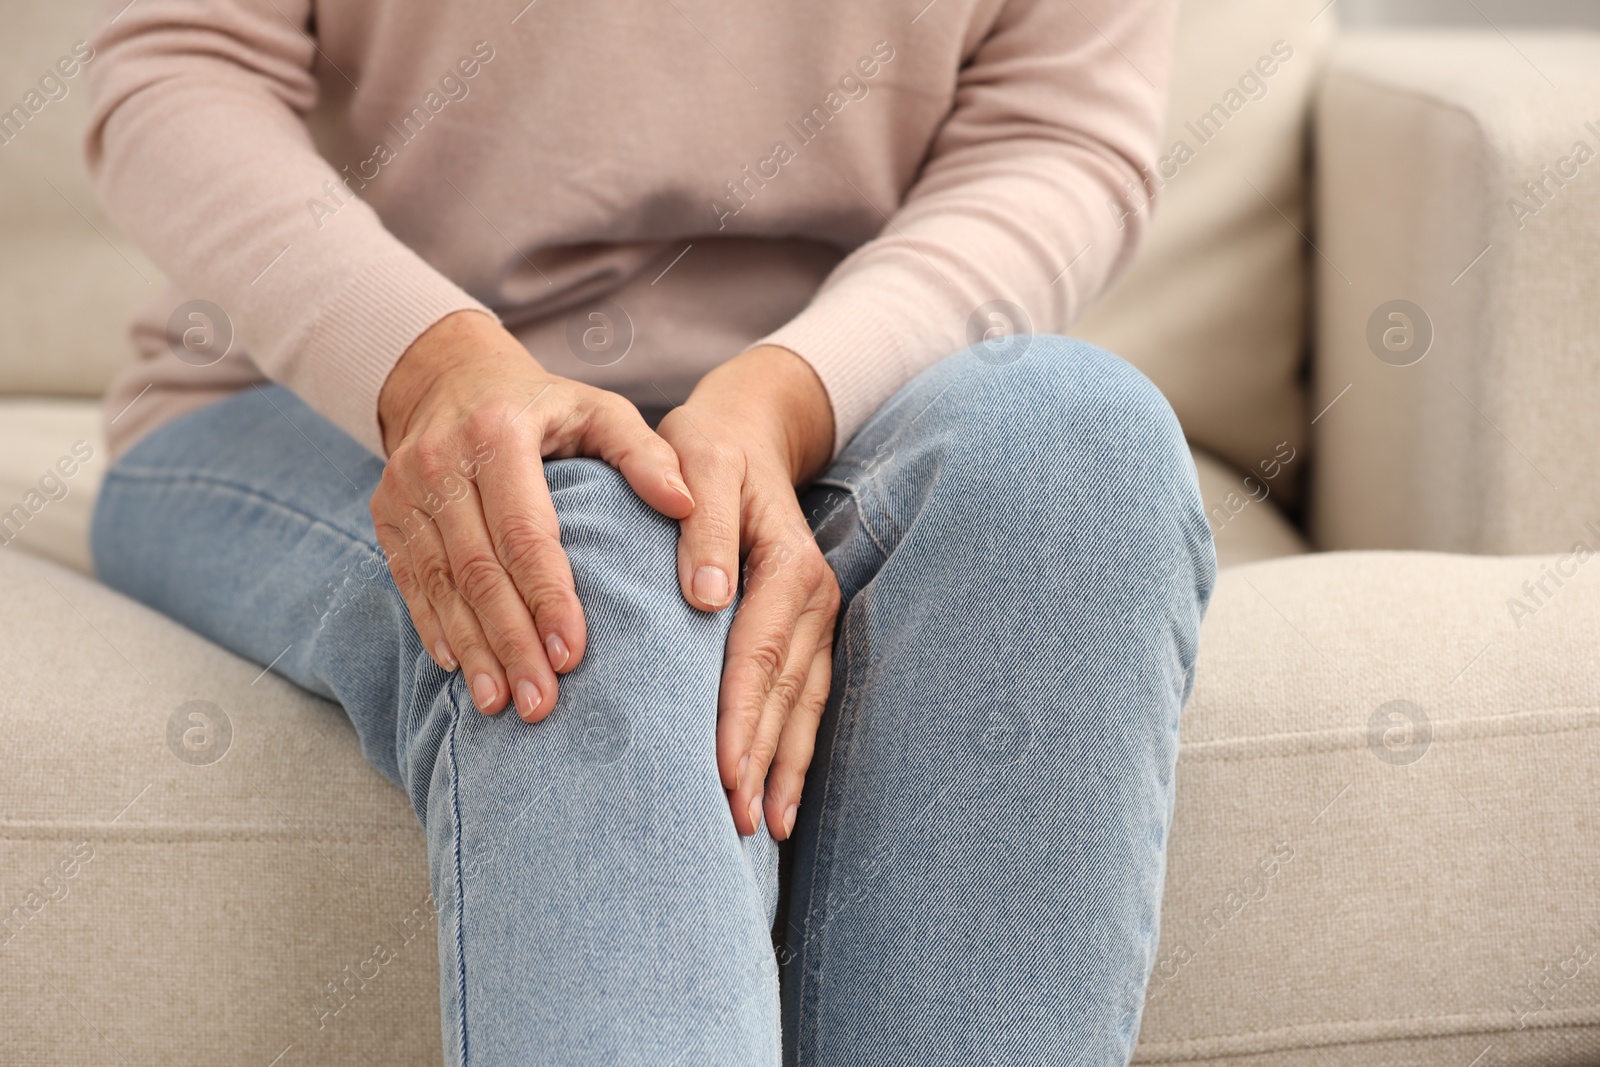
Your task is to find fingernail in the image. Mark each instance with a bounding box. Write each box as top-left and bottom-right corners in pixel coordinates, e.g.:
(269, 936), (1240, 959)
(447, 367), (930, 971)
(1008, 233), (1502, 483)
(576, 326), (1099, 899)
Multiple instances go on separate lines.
(737, 753), (750, 786)
(515, 679), (542, 719)
(545, 632), (570, 671)
(748, 794), (763, 831)
(435, 643), (458, 671)
(665, 470), (694, 506)
(782, 803), (798, 839)
(471, 672), (497, 711)
(693, 565), (730, 608)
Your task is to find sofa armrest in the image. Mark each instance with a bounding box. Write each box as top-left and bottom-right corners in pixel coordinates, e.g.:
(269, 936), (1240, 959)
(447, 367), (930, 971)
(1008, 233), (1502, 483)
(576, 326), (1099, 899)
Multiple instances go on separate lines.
(1309, 32), (1600, 554)
(1136, 550), (1600, 1065)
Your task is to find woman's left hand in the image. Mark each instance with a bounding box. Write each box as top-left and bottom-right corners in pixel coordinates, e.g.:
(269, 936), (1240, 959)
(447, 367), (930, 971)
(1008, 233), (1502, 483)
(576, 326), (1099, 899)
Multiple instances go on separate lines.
(657, 345), (840, 841)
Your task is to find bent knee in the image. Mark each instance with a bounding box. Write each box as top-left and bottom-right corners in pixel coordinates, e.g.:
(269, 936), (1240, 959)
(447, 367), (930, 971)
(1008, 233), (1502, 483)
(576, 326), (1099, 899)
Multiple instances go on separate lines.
(877, 337), (1215, 620)
(944, 334), (1187, 465)
(534, 456), (732, 756)
(889, 337), (1197, 515)
(543, 458), (687, 617)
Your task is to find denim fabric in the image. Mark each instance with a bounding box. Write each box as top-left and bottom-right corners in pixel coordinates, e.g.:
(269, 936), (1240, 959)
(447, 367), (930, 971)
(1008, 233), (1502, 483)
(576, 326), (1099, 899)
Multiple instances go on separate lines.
(91, 336), (1215, 1066)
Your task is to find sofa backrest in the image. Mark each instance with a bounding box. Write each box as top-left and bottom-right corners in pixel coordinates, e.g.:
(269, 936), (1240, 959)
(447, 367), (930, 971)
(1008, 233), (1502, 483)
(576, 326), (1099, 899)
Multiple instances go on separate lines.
(0, 0), (1333, 479)
(1076, 0), (1337, 507)
(0, 1), (162, 398)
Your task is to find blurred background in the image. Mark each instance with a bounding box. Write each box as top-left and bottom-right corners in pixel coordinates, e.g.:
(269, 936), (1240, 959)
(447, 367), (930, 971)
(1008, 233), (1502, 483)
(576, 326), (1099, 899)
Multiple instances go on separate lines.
(1342, 0), (1600, 27)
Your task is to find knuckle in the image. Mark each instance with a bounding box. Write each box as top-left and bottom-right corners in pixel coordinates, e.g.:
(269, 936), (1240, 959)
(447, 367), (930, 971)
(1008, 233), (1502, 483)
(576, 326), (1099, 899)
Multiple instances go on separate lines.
(411, 431), (460, 483)
(593, 390), (636, 423)
(793, 546), (826, 585)
(453, 554), (508, 608)
(393, 506), (435, 547)
(769, 757), (807, 796)
(419, 558), (457, 604)
(748, 722), (787, 770)
(373, 468), (406, 511)
(462, 403), (515, 450)
(744, 638), (786, 688)
(371, 514), (402, 548)
(674, 432), (733, 474)
(522, 572), (576, 620)
(382, 440), (415, 474)
(692, 509), (739, 551)
(654, 408), (689, 443)
(391, 566), (424, 603)
(768, 669), (807, 717)
(412, 452), (451, 488)
(797, 679), (830, 722)
(492, 514), (555, 569)
(704, 441), (743, 478)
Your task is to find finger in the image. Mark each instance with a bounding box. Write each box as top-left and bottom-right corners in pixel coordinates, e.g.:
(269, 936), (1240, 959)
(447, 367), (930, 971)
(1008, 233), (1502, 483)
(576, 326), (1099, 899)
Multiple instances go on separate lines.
(421, 463), (558, 722)
(762, 642), (832, 841)
(404, 503), (510, 715)
(667, 416), (743, 612)
(475, 416), (587, 677)
(562, 391), (695, 521)
(374, 513), (453, 671)
(727, 591), (832, 836)
(715, 533), (819, 789)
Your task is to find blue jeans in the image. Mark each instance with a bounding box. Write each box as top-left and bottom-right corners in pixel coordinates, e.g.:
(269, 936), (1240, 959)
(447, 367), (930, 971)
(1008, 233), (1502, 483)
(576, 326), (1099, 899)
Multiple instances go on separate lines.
(91, 338), (1214, 1066)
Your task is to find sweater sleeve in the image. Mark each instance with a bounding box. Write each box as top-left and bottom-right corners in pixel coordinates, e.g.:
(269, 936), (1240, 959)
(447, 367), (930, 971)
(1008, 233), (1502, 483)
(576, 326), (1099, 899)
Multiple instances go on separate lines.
(756, 0), (1178, 456)
(85, 0), (491, 457)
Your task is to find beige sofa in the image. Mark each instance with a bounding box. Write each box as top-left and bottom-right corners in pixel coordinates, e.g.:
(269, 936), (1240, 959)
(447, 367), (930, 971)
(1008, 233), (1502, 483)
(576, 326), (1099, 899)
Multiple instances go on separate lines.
(5, 1), (1600, 1064)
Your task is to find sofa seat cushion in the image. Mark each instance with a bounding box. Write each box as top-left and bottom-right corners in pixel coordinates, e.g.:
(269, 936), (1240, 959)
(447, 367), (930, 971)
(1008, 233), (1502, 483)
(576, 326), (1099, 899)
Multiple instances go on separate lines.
(5, 541), (1600, 1064)
(1137, 550), (1600, 1065)
(0, 548), (441, 1065)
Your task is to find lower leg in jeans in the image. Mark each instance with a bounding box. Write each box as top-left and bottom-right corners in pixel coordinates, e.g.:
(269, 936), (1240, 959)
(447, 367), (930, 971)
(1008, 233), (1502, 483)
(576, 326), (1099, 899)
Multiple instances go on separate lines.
(92, 386), (781, 1067)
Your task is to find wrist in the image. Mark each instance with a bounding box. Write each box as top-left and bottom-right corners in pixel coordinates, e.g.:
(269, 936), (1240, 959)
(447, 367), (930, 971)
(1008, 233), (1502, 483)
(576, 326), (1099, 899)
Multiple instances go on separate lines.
(690, 345), (835, 485)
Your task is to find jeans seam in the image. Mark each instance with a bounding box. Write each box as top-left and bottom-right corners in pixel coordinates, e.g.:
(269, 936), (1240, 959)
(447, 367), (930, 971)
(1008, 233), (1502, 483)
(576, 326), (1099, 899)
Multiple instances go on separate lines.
(815, 465), (899, 562)
(850, 491), (898, 562)
(793, 575), (873, 1065)
(445, 685), (471, 1067)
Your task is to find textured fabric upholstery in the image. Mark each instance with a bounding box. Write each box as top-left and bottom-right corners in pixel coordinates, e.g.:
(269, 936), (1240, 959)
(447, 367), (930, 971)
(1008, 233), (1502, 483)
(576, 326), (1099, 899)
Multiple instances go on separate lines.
(1310, 33), (1600, 553)
(0, 549), (441, 1065)
(0, 5), (158, 397)
(0, 399), (105, 574)
(1192, 446), (1308, 569)
(1076, 0), (1336, 507)
(1136, 550), (1600, 1064)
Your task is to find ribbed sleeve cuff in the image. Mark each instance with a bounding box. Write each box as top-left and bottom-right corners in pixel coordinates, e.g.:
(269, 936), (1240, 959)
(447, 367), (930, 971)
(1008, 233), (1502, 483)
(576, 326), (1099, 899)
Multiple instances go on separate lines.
(300, 248), (495, 457)
(756, 292), (913, 458)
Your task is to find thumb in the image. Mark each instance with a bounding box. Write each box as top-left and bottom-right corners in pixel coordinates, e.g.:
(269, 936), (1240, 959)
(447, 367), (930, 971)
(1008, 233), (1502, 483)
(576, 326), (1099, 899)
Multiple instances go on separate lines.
(574, 391), (696, 520)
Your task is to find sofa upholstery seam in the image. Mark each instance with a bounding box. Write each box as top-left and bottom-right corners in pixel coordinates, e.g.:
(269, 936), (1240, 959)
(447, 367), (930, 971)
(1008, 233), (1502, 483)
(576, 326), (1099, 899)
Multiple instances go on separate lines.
(1178, 707), (1600, 762)
(1134, 1005), (1600, 1064)
(0, 827), (421, 840)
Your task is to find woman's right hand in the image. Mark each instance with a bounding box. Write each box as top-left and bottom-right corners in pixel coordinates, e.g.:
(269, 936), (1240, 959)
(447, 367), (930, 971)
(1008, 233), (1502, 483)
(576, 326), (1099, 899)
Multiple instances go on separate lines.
(373, 310), (695, 721)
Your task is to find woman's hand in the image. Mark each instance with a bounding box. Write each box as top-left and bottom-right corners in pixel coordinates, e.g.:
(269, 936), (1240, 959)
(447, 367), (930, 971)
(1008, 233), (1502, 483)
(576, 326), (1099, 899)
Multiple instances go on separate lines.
(657, 345), (840, 841)
(374, 310), (694, 721)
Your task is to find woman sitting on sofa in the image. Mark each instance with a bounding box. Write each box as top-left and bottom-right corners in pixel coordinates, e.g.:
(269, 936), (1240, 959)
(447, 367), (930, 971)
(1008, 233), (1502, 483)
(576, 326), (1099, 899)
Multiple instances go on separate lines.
(84, 0), (1213, 1062)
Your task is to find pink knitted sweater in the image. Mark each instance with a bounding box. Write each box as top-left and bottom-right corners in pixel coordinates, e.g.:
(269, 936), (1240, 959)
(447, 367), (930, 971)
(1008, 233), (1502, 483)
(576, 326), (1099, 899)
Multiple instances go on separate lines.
(88, 0), (1175, 461)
